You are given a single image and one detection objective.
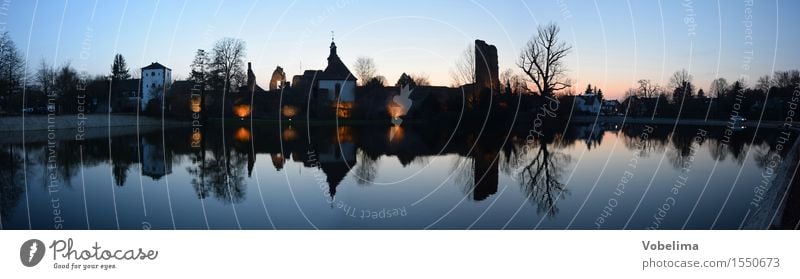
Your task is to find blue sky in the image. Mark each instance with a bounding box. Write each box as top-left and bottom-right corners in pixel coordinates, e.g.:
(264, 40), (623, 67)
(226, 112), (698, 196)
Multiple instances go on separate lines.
(2, 0), (799, 99)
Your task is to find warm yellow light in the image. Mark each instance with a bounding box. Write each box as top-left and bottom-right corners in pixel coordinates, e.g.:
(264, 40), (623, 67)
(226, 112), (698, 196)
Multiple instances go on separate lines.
(335, 102), (353, 118)
(192, 130), (202, 142)
(234, 104), (251, 118)
(282, 105), (298, 119)
(337, 126), (353, 142)
(387, 103), (405, 119)
(282, 127), (298, 141)
(191, 97), (202, 113)
(234, 127), (251, 142)
(388, 125), (404, 143)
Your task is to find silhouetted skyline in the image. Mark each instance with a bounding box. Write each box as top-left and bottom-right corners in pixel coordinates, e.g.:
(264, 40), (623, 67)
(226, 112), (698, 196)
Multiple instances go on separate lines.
(3, 0), (800, 98)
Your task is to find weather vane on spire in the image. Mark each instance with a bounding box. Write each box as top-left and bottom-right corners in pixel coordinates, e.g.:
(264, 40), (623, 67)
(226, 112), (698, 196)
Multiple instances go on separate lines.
(331, 30), (334, 42)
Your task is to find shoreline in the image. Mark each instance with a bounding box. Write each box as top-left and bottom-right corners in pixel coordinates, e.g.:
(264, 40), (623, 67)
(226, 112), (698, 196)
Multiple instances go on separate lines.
(570, 115), (796, 129)
(1, 114), (796, 132)
(0, 114), (186, 132)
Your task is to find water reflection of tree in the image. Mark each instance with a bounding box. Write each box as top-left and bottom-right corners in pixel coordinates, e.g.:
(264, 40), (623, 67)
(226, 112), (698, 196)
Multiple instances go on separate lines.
(620, 125), (668, 157)
(187, 149), (211, 199)
(707, 138), (728, 162)
(216, 146), (247, 203)
(0, 145), (25, 221)
(186, 131), (247, 204)
(668, 129), (701, 170)
(110, 136), (137, 186)
(516, 137), (570, 216)
(354, 149), (378, 185)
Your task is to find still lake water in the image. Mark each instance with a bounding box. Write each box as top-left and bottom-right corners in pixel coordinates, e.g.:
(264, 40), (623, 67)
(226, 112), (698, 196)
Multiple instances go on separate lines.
(0, 122), (797, 229)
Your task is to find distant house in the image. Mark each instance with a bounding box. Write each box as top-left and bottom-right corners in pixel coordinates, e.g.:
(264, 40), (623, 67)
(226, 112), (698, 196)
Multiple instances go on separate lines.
(84, 78), (140, 113)
(112, 79), (141, 112)
(575, 93), (601, 114)
(601, 100), (621, 115)
(141, 62), (172, 111)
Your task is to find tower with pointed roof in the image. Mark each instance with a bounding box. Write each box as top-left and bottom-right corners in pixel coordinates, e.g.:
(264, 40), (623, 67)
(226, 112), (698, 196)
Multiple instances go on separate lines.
(317, 38), (357, 117)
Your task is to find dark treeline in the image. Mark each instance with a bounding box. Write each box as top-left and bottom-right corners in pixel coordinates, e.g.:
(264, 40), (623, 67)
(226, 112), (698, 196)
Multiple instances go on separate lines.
(620, 69), (800, 121)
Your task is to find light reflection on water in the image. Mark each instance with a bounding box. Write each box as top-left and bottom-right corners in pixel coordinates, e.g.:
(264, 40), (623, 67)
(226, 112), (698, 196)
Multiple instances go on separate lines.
(0, 123), (797, 230)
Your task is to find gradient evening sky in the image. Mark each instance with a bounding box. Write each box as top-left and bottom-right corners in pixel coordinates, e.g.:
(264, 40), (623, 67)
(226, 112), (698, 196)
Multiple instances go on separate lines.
(3, 0), (799, 99)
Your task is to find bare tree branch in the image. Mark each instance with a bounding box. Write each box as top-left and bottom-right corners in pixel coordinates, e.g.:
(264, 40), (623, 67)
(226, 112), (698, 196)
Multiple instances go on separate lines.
(517, 23), (572, 97)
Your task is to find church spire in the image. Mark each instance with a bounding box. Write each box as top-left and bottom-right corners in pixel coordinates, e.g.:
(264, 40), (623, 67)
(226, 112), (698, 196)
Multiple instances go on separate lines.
(329, 31), (337, 58)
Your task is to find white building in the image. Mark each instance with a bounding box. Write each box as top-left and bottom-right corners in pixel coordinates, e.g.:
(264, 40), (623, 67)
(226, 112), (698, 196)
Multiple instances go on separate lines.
(141, 62), (172, 110)
(318, 40), (357, 103)
(318, 40), (357, 118)
(575, 93), (601, 114)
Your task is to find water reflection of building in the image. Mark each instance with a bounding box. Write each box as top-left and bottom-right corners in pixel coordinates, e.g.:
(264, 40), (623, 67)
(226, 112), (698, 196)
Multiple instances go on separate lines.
(140, 136), (172, 180)
(315, 127), (357, 197)
(472, 148), (499, 201)
(570, 123), (622, 150)
(271, 153), (285, 171)
(573, 123), (603, 150)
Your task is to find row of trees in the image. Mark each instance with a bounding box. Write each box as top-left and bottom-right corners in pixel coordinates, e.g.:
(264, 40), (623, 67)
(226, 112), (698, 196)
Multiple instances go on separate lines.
(353, 56), (430, 87)
(624, 69), (800, 102)
(189, 38), (247, 93)
(0, 32), (26, 110)
(621, 69), (800, 119)
(0, 31), (249, 115)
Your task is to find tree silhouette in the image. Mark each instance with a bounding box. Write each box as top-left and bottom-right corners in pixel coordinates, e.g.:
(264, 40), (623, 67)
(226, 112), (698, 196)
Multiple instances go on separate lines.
(35, 59), (56, 96)
(500, 68), (526, 94)
(709, 77), (728, 99)
(450, 43), (475, 87)
(190, 49), (210, 84)
(670, 69), (694, 103)
(0, 32), (26, 100)
(354, 57), (376, 86)
(410, 73), (431, 86)
(111, 54), (131, 80)
(210, 37), (246, 93)
(517, 23), (572, 97)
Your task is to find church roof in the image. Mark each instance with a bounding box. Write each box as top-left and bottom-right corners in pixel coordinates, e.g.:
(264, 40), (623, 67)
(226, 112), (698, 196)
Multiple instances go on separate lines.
(142, 62), (170, 70)
(320, 41), (356, 81)
(319, 161), (352, 198)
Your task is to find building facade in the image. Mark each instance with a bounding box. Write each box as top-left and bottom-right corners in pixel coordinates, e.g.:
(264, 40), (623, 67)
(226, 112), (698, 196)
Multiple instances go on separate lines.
(141, 62), (172, 110)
